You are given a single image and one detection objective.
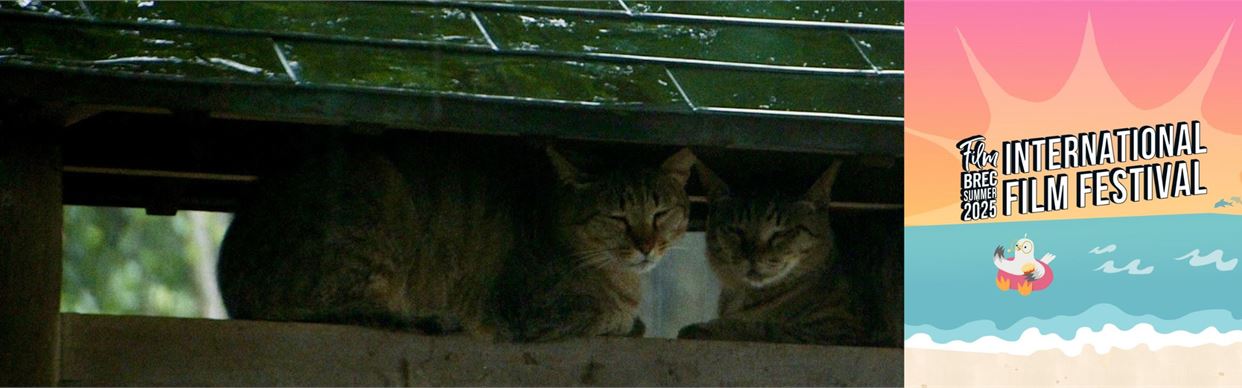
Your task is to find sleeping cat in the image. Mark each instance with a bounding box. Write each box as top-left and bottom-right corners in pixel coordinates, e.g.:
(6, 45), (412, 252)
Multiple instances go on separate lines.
(217, 135), (695, 342)
(678, 159), (897, 347)
(494, 148), (694, 341)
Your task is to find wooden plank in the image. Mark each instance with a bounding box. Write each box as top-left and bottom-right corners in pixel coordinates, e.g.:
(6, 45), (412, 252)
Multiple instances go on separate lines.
(0, 127), (63, 386)
(53, 111), (901, 218)
(0, 66), (903, 156)
(59, 314), (903, 386)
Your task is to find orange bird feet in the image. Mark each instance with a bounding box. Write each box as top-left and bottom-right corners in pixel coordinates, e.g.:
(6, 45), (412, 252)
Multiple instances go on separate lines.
(1018, 281), (1034, 296)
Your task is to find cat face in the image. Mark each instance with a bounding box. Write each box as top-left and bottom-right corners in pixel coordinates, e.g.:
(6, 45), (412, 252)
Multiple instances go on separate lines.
(547, 148), (696, 273)
(697, 161), (842, 289)
(705, 198), (827, 288)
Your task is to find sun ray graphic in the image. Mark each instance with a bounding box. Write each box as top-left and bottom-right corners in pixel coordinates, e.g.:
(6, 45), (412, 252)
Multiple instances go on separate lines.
(906, 15), (1242, 226)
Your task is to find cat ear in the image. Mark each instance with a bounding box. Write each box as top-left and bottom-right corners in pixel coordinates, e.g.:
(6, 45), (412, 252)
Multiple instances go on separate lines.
(804, 159), (844, 208)
(694, 160), (730, 202)
(546, 146), (586, 186)
(660, 148), (697, 187)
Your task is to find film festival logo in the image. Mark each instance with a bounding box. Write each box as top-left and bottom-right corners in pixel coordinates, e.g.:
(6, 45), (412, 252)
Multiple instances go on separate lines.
(956, 120), (1210, 223)
(957, 135), (999, 221)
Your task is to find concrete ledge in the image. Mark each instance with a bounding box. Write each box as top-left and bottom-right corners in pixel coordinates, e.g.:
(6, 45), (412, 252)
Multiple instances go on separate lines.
(59, 314), (902, 386)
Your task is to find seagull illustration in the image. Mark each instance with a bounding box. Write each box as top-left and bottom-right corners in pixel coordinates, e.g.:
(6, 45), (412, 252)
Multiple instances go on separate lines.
(993, 235), (1056, 296)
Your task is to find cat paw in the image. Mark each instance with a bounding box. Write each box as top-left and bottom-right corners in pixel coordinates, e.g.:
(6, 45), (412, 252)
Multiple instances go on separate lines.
(626, 317), (646, 338)
(677, 323), (715, 340)
(412, 315), (464, 335)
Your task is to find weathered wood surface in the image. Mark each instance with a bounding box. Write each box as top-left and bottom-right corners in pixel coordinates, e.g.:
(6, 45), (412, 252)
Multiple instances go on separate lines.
(59, 314), (902, 386)
(0, 67), (902, 156)
(0, 130), (62, 386)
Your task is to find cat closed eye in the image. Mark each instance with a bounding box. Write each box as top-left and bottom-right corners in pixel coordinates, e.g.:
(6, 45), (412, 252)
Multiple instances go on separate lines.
(653, 208), (672, 221)
(769, 230), (792, 245)
(776, 228), (803, 240)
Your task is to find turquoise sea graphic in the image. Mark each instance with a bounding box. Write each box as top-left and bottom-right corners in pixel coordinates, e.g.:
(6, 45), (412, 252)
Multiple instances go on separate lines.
(906, 214), (1242, 343)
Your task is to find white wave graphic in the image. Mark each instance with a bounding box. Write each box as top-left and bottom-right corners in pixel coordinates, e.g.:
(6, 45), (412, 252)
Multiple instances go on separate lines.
(1088, 244), (1117, 254)
(1094, 259), (1153, 275)
(905, 325), (1242, 357)
(1173, 249), (1237, 271)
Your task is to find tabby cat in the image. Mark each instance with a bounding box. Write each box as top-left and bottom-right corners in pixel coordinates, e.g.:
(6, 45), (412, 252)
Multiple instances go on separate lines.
(218, 134), (695, 342)
(678, 160), (899, 347)
(494, 148), (694, 341)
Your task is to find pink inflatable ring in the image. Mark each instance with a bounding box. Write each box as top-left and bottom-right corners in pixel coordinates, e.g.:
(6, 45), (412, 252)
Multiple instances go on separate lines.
(996, 259), (1053, 293)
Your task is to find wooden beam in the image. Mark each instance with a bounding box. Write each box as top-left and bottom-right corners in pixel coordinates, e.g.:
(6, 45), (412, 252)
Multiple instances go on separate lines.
(0, 125), (63, 386)
(0, 66), (903, 156)
(59, 314), (902, 386)
(52, 111), (902, 220)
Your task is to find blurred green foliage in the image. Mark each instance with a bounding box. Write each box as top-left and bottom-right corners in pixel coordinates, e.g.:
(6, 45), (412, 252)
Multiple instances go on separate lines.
(61, 206), (230, 318)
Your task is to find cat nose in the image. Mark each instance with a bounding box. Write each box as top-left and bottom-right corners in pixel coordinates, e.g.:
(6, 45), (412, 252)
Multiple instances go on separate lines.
(629, 232), (658, 254)
(638, 238), (658, 255)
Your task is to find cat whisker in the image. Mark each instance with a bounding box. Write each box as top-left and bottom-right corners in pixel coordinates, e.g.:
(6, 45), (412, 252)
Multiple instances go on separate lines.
(566, 251), (616, 273)
(564, 246), (621, 258)
(567, 254), (616, 270)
